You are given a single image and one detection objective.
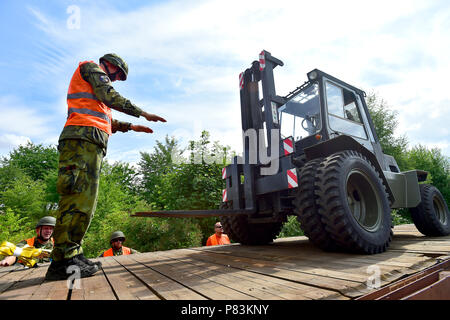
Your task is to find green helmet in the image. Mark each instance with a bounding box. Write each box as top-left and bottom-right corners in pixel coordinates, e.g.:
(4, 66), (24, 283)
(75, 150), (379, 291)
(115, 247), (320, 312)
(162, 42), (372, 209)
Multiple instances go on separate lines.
(36, 216), (56, 228)
(110, 231), (126, 242)
(99, 53), (128, 80)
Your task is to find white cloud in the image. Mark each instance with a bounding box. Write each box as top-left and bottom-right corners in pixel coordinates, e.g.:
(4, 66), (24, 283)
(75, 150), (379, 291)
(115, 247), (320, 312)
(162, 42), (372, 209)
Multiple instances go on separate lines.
(0, 96), (52, 138)
(0, 134), (31, 150)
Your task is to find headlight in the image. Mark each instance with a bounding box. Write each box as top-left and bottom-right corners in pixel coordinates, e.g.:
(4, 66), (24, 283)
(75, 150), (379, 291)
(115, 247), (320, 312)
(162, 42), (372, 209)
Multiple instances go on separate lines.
(307, 70), (318, 81)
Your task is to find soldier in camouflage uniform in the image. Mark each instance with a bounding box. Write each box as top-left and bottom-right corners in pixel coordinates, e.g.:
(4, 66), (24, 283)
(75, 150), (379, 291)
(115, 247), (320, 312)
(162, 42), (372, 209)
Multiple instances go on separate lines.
(45, 54), (166, 281)
(0, 216), (56, 267)
(99, 231), (139, 257)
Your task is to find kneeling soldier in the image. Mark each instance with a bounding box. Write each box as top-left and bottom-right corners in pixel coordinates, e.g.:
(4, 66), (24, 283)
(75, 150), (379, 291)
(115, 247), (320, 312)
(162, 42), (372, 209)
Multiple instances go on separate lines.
(99, 231), (139, 257)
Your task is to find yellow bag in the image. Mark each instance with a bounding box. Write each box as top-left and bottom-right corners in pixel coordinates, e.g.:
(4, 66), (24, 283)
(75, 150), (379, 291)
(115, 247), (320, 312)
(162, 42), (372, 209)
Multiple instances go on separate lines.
(0, 241), (51, 268)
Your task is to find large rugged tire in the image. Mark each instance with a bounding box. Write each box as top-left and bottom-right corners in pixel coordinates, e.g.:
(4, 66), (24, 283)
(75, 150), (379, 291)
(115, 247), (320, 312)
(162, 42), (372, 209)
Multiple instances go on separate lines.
(315, 151), (392, 254)
(219, 202), (284, 245)
(293, 158), (339, 251)
(410, 184), (450, 236)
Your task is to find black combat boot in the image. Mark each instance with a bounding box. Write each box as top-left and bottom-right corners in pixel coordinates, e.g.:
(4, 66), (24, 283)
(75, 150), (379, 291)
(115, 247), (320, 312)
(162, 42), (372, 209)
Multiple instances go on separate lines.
(45, 255), (99, 281)
(77, 253), (102, 268)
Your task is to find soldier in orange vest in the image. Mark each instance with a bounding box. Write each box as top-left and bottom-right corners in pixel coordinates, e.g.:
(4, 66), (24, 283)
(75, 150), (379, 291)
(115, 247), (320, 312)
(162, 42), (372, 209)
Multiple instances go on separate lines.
(99, 231), (139, 257)
(45, 54), (166, 281)
(206, 222), (231, 246)
(0, 216), (56, 267)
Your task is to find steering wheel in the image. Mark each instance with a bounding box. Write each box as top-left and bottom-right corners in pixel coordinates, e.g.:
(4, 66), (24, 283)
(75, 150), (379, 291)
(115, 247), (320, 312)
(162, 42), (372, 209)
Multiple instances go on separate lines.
(301, 115), (317, 131)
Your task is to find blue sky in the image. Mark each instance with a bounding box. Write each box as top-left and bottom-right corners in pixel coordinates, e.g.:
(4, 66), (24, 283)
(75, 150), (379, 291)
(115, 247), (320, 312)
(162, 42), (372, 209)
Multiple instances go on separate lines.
(0, 0), (449, 165)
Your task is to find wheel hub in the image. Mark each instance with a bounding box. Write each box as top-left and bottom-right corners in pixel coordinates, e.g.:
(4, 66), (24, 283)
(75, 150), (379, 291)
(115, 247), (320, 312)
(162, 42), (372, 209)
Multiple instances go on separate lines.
(346, 169), (382, 232)
(433, 196), (448, 225)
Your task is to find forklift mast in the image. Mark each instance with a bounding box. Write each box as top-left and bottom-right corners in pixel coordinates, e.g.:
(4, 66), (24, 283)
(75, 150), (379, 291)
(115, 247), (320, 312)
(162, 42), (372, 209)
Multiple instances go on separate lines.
(223, 50), (293, 212)
(239, 50), (284, 150)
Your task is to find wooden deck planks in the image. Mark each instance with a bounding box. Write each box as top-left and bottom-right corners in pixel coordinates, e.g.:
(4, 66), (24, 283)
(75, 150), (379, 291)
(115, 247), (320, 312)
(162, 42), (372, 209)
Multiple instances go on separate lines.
(184, 248), (368, 298)
(0, 266), (39, 295)
(114, 254), (206, 300)
(0, 265), (21, 279)
(194, 243), (438, 283)
(0, 266), (46, 300)
(127, 251), (257, 300)
(28, 268), (70, 300)
(0, 224), (447, 300)
(100, 256), (159, 300)
(156, 248), (346, 300)
(193, 246), (383, 283)
(69, 263), (117, 300)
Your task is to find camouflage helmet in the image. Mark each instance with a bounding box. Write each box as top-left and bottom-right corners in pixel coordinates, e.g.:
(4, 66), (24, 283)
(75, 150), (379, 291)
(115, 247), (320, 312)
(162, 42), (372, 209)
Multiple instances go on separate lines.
(36, 216), (56, 228)
(99, 53), (129, 80)
(110, 231), (126, 242)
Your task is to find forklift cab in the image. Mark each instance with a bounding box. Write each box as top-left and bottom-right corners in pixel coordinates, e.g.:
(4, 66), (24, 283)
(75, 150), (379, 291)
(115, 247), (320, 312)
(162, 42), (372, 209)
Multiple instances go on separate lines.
(278, 69), (380, 157)
(278, 82), (321, 141)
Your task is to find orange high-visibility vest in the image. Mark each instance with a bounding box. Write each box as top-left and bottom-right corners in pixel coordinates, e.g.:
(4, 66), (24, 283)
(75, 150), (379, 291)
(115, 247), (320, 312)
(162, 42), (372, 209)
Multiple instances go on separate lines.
(103, 246), (131, 257)
(25, 237), (54, 246)
(25, 237), (35, 246)
(65, 61), (112, 135)
(206, 234), (230, 246)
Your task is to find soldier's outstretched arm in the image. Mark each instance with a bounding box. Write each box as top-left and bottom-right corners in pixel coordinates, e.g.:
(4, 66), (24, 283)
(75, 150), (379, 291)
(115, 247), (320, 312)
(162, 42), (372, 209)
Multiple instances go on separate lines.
(130, 124), (153, 133)
(111, 119), (153, 134)
(0, 256), (17, 267)
(140, 112), (166, 123)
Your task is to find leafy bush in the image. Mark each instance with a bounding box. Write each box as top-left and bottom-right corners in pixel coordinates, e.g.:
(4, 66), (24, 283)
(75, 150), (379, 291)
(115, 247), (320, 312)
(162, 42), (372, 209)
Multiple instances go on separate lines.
(277, 215), (304, 238)
(0, 208), (33, 243)
(406, 145), (450, 204)
(0, 171), (47, 222)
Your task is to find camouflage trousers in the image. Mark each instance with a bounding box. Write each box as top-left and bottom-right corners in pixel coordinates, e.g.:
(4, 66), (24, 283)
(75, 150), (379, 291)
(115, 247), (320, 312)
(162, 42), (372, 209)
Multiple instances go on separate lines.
(51, 139), (104, 261)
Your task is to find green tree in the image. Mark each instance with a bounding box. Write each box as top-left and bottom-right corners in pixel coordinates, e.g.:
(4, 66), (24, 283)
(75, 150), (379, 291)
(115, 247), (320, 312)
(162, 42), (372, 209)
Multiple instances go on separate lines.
(43, 169), (59, 209)
(278, 216), (303, 238)
(0, 172), (47, 222)
(0, 209), (33, 244)
(365, 93), (450, 224)
(123, 217), (203, 252)
(0, 165), (26, 193)
(1, 142), (58, 181)
(138, 131), (232, 245)
(365, 92), (409, 170)
(138, 136), (179, 207)
(82, 161), (146, 257)
(406, 145), (450, 204)
(0, 142), (59, 211)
